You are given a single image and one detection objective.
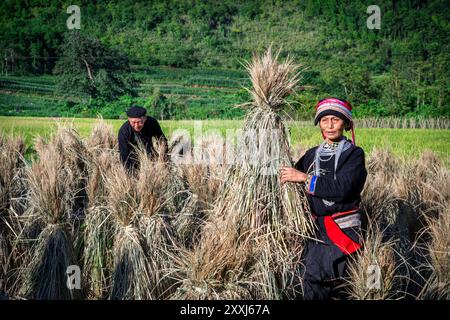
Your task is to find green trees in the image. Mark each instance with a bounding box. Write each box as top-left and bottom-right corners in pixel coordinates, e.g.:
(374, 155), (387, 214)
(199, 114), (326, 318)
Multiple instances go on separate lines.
(0, 0), (448, 118)
(53, 31), (138, 101)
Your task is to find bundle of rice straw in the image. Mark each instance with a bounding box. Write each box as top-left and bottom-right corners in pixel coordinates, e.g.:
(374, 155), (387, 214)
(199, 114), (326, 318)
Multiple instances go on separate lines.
(0, 134), (26, 215)
(0, 134), (26, 296)
(135, 140), (186, 299)
(172, 134), (230, 248)
(107, 141), (185, 299)
(361, 150), (449, 299)
(19, 128), (86, 299)
(171, 216), (260, 299)
(106, 160), (153, 300)
(345, 224), (398, 299)
(83, 120), (118, 299)
(360, 151), (420, 299)
(175, 47), (315, 299)
(419, 206), (450, 299)
(85, 118), (117, 151)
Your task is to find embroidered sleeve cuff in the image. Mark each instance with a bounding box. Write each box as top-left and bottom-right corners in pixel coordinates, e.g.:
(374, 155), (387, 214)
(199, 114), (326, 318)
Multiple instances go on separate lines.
(306, 175), (318, 195)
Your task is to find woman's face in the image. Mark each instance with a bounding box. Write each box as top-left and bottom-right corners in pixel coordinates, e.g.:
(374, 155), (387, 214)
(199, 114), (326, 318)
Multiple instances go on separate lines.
(319, 115), (345, 142)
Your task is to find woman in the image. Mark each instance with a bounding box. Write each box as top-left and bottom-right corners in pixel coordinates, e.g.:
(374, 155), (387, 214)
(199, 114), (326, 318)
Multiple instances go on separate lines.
(280, 97), (367, 300)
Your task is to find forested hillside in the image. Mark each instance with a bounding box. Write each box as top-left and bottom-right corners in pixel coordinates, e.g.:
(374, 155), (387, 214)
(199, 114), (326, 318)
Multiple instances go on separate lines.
(0, 0), (448, 119)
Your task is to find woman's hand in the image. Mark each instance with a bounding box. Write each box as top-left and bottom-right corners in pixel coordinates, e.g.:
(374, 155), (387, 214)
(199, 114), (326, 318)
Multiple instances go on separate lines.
(280, 166), (307, 184)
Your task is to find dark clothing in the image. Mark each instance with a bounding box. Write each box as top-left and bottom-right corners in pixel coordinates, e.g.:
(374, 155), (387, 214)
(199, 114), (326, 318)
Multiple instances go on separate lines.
(295, 141), (367, 217)
(300, 218), (362, 300)
(118, 117), (167, 170)
(294, 138), (367, 300)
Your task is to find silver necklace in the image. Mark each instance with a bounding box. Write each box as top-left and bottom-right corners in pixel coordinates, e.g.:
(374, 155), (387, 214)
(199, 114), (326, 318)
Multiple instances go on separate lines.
(318, 142), (339, 162)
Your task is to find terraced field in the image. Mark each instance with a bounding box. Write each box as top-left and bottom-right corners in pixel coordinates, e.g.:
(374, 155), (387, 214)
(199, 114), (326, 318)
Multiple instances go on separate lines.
(0, 67), (249, 118)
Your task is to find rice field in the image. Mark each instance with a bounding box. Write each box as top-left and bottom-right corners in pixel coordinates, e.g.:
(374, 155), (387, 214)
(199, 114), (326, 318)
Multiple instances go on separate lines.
(0, 116), (448, 166)
(0, 50), (448, 300)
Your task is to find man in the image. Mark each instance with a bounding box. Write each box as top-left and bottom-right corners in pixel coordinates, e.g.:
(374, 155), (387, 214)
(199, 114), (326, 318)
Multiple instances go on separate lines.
(280, 97), (367, 299)
(118, 105), (168, 171)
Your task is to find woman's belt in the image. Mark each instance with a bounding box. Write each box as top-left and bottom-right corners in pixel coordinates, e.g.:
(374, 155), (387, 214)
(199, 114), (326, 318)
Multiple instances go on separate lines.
(313, 208), (362, 255)
(331, 209), (361, 229)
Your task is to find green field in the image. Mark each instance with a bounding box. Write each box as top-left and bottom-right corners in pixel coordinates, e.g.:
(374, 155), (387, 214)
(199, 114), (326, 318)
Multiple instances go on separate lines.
(0, 116), (448, 166)
(0, 67), (249, 119)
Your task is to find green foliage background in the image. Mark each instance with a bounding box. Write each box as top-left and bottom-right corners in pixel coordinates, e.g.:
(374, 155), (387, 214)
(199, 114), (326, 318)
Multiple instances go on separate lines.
(0, 0), (448, 119)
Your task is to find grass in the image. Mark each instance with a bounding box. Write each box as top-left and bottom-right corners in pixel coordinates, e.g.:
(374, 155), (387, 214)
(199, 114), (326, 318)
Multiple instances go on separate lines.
(0, 116), (448, 165)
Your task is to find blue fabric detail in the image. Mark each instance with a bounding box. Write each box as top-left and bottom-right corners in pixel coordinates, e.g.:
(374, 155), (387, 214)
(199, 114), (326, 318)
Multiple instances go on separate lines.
(309, 175), (317, 194)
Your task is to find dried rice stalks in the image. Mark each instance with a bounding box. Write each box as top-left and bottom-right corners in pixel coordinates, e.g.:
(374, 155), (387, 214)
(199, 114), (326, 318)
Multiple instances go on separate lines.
(0, 134), (26, 296)
(105, 159), (151, 299)
(110, 225), (152, 300)
(20, 224), (78, 299)
(106, 141), (184, 299)
(172, 218), (262, 299)
(86, 118), (116, 151)
(360, 150), (433, 298)
(19, 129), (83, 299)
(136, 141), (186, 298)
(176, 47), (314, 299)
(0, 134), (26, 214)
(83, 149), (118, 299)
(346, 222), (397, 300)
(418, 206), (450, 299)
(173, 135), (230, 247)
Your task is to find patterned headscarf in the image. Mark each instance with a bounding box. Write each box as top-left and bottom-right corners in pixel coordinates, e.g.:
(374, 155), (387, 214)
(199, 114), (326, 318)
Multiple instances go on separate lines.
(314, 97), (356, 145)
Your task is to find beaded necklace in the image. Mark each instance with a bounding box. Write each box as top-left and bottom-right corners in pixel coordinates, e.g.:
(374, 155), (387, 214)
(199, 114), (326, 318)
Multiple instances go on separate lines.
(313, 138), (351, 179)
(317, 141), (340, 162)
